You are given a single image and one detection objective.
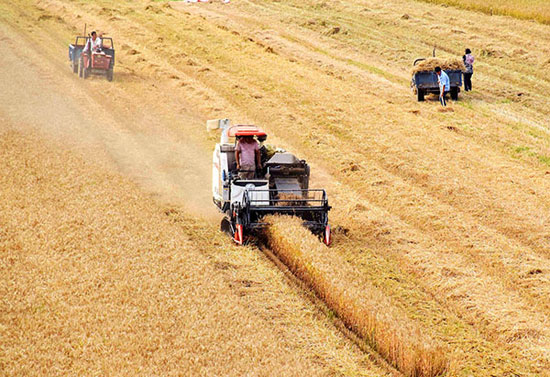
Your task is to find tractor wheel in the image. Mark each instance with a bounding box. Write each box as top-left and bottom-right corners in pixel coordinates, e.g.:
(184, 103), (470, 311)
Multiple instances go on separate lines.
(83, 65), (89, 79)
(417, 88), (425, 102)
(78, 58), (83, 78)
(72, 59), (78, 74)
(106, 68), (113, 82)
(450, 87), (459, 100)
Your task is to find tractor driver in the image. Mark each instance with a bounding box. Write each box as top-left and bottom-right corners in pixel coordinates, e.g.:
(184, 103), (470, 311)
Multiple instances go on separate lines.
(83, 31), (102, 54)
(235, 135), (261, 179)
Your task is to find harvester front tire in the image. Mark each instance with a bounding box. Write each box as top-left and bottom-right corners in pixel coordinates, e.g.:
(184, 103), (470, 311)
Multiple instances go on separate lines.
(417, 89), (425, 102)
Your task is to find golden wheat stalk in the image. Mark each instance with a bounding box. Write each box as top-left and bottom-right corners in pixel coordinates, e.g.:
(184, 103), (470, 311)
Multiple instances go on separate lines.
(265, 215), (449, 377)
(411, 58), (466, 75)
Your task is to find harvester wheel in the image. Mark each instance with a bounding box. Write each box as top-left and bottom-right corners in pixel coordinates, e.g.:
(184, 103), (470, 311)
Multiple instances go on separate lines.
(106, 68), (113, 82)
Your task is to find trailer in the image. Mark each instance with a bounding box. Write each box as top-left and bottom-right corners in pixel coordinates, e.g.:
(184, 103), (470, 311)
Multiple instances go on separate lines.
(411, 58), (463, 101)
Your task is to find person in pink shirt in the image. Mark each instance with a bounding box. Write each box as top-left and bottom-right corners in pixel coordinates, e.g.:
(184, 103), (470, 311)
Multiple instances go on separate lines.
(235, 136), (261, 179)
(463, 48), (475, 91)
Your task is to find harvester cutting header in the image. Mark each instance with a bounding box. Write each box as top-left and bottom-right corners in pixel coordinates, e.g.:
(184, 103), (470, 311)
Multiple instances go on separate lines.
(209, 119), (331, 245)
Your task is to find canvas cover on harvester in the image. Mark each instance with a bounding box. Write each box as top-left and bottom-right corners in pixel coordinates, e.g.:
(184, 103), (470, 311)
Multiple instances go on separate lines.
(266, 152), (300, 165)
(273, 177), (302, 193)
(266, 153), (303, 194)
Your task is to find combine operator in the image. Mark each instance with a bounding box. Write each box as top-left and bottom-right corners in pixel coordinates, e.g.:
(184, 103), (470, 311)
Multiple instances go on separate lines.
(235, 135), (261, 179)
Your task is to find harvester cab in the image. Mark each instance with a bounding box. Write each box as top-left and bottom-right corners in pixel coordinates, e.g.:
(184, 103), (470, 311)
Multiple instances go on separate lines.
(209, 119), (331, 246)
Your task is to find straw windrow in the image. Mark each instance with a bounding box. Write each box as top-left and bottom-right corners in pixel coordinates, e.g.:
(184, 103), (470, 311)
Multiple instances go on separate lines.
(265, 215), (449, 377)
(411, 58), (466, 75)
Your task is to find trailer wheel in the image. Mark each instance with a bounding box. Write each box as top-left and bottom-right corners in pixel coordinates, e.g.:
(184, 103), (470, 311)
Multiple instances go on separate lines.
(417, 89), (425, 102)
(106, 68), (113, 82)
(450, 87), (459, 100)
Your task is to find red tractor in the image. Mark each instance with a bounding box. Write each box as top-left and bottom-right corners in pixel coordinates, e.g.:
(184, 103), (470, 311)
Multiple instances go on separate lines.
(69, 36), (115, 81)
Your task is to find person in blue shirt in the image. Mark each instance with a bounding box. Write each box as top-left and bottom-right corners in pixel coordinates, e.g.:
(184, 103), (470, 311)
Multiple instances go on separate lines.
(435, 66), (450, 106)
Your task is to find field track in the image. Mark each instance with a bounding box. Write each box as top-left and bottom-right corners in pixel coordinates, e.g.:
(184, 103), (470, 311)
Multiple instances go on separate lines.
(1, 0), (550, 376)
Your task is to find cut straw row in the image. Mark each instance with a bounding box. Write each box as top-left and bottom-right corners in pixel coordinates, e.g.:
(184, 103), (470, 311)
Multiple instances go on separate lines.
(411, 58), (466, 74)
(265, 215), (449, 377)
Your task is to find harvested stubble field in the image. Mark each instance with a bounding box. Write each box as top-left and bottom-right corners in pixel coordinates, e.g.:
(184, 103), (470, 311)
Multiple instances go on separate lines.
(1, 0), (550, 376)
(0, 129), (388, 376)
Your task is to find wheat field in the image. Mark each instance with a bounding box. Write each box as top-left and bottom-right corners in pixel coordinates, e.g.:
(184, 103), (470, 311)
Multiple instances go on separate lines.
(1, 0), (550, 376)
(419, 0), (550, 24)
(0, 129), (390, 376)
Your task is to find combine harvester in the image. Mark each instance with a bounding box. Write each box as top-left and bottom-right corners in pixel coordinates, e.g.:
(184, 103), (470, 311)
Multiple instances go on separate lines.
(209, 119), (332, 245)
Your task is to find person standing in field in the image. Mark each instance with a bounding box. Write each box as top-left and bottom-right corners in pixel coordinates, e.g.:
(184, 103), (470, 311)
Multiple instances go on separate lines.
(435, 66), (450, 106)
(463, 48), (475, 91)
(235, 135), (261, 179)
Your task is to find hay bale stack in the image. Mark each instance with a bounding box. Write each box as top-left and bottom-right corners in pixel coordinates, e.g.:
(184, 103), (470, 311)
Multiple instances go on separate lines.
(412, 58), (466, 74)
